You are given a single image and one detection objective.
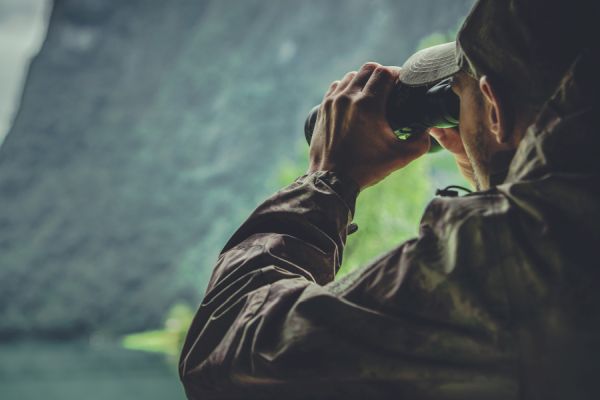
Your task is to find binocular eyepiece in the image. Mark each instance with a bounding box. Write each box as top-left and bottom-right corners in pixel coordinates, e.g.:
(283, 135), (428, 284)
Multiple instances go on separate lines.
(304, 77), (459, 153)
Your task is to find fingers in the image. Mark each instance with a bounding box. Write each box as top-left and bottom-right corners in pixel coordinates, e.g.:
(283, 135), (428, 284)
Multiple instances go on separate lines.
(363, 66), (398, 107)
(347, 62), (379, 92)
(325, 63), (399, 100)
(325, 80), (339, 97)
(428, 127), (448, 144)
(429, 127), (459, 139)
(334, 71), (357, 93)
(428, 127), (465, 155)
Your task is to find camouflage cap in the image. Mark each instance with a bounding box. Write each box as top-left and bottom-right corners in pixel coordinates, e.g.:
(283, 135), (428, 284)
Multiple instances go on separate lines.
(400, 0), (596, 102)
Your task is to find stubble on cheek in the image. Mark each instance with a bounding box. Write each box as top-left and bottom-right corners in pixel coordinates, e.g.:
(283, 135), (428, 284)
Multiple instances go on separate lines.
(460, 88), (491, 191)
(459, 116), (492, 191)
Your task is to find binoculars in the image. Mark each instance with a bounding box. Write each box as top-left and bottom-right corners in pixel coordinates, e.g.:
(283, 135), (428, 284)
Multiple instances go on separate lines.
(304, 77), (459, 152)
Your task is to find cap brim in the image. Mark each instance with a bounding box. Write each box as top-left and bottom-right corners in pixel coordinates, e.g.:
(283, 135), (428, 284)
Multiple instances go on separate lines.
(399, 41), (460, 86)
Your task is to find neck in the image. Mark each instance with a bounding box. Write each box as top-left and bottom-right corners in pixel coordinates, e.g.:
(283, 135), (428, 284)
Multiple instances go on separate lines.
(488, 149), (517, 187)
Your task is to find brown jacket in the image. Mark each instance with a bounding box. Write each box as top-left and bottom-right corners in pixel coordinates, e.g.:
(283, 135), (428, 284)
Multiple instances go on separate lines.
(180, 52), (600, 399)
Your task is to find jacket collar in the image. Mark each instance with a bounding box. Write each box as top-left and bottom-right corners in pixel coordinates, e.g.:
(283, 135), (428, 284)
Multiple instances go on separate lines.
(503, 49), (599, 185)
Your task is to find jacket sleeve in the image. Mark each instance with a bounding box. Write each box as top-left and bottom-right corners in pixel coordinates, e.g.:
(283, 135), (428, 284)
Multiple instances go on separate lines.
(179, 171), (518, 400)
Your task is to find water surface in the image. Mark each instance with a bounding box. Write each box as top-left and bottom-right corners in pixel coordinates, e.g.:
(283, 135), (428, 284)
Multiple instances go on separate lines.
(0, 341), (185, 400)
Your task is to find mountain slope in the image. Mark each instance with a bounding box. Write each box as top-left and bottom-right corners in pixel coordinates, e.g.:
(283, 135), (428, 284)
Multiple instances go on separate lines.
(0, 0), (473, 338)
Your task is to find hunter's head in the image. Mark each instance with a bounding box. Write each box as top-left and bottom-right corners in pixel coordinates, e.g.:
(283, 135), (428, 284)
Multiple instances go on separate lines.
(400, 0), (594, 189)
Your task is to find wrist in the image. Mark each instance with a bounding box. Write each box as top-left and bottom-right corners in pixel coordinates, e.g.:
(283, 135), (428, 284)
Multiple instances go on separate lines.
(300, 170), (360, 217)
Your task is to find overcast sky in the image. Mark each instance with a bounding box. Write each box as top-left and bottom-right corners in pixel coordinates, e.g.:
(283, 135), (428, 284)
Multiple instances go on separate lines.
(0, 0), (50, 145)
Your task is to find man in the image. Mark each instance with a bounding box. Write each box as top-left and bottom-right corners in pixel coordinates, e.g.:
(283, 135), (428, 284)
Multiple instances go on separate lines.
(180, 1), (599, 399)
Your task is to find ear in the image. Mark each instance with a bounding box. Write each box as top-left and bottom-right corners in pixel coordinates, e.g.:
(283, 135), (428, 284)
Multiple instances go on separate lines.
(479, 76), (509, 144)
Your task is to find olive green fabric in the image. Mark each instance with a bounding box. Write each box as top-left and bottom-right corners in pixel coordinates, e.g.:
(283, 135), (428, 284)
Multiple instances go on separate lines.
(179, 51), (600, 399)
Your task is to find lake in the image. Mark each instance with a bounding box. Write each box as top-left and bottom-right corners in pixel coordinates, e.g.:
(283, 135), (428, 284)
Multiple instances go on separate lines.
(0, 340), (186, 400)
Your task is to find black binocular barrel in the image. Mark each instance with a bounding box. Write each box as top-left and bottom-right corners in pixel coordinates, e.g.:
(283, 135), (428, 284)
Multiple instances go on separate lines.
(304, 78), (459, 153)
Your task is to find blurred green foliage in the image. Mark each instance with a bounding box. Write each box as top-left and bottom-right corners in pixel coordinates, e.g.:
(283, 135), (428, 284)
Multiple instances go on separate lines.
(122, 304), (193, 363)
(0, 3), (476, 399)
(0, 0), (473, 344)
(279, 142), (468, 278)
(123, 17), (472, 359)
(133, 147), (469, 359)
(275, 22), (469, 278)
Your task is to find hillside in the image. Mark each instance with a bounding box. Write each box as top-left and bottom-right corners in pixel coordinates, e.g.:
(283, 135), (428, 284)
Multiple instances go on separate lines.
(0, 0), (474, 338)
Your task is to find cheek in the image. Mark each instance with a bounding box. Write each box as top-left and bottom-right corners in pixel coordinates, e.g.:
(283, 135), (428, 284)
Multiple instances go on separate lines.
(458, 97), (478, 148)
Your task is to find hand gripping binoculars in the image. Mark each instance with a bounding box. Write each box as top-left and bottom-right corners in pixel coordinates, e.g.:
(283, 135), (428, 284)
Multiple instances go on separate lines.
(304, 77), (459, 153)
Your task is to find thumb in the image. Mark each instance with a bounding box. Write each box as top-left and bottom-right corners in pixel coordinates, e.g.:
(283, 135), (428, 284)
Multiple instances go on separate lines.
(428, 127), (464, 155)
(428, 127), (445, 139)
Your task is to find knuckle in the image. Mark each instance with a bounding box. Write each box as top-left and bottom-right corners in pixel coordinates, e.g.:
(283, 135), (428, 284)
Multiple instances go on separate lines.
(361, 62), (380, 71)
(354, 94), (374, 107)
(358, 91), (379, 104)
(374, 66), (393, 78)
(334, 93), (352, 107)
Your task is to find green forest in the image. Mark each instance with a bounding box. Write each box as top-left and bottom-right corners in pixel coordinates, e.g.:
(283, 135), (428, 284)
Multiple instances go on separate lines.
(124, 145), (469, 359)
(0, 1), (474, 399)
(123, 29), (470, 359)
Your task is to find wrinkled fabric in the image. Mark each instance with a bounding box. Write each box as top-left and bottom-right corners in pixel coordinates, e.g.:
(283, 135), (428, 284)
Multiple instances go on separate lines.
(180, 51), (600, 399)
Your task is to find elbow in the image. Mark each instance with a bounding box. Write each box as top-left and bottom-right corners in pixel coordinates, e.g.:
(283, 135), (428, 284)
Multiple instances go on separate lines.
(177, 286), (272, 398)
